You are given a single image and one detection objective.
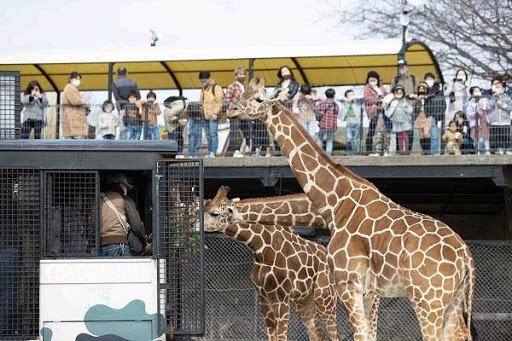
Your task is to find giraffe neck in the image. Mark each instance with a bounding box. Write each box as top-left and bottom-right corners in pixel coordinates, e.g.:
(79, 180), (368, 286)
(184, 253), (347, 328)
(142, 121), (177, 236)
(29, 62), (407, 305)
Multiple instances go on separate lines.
(224, 222), (269, 255)
(263, 102), (373, 218)
(234, 193), (327, 228)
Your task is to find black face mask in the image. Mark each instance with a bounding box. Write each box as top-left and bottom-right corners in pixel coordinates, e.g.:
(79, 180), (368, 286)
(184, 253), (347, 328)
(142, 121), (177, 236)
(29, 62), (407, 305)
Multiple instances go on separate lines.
(418, 91), (427, 95)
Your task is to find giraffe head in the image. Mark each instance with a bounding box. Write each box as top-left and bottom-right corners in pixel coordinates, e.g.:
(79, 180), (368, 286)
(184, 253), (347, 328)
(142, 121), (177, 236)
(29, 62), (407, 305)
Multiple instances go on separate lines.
(203, 186), (241, 232)
(228, 77), (286, 121)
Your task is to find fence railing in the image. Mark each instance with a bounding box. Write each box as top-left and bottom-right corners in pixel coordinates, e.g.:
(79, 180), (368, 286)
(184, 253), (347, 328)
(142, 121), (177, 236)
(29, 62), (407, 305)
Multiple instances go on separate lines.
(11, 96), (512, 157)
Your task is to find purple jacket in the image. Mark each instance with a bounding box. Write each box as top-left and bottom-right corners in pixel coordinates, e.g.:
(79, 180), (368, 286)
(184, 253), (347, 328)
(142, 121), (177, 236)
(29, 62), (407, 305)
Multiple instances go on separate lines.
(465, 98), (490, 128)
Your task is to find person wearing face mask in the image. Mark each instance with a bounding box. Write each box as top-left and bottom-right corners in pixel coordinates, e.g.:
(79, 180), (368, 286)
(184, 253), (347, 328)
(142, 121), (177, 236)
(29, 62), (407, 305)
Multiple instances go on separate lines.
(274, 65), (300, 100)
(363, 70), (388, 155)
(444, 68), (469, 130)
(225, 66), (249, 157)
(383, 85), (413, 155)
(21, 80), (48, 139)
(423, 72), (446, 155)
(338, 90), (362, 156)
(62, 71), (89, 139)
(488, 81), (512, 154)
(390, 59), (418, 98)
(410, 82), (433, 155)
(199, 71), (224, 157)
(465, 86), (491, 154)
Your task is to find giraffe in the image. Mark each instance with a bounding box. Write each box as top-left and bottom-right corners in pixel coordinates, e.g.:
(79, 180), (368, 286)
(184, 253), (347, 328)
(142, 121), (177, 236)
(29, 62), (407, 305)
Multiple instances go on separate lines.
(228, 77), (476, 341)
(204, 186), (340, 341)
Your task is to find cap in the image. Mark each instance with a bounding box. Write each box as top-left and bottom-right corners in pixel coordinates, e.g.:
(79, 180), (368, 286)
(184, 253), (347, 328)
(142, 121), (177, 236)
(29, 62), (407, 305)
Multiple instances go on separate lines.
(397, 59), (408, 67)
(106, 173), (133, 189)
(392, 84), (405, 93)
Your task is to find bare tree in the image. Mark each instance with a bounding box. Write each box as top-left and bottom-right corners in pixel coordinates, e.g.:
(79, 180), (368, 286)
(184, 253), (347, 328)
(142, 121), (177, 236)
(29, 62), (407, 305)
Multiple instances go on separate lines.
(326, 0), (512, 81)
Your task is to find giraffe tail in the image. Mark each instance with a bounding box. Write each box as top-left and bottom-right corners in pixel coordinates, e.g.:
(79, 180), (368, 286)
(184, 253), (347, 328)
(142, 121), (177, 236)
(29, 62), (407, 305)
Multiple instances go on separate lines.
(463, 246), (477, 341)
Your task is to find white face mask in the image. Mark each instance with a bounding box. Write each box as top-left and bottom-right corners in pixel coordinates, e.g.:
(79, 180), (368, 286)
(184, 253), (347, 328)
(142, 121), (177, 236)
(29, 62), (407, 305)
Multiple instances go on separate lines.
(425, 80), (434, 88)
(491, 85), (497, 93)
(71, 79), (81, 87)
(473, 91), (482, 97)
(369, 80), (378, 87)
(495, 88), (504, 95)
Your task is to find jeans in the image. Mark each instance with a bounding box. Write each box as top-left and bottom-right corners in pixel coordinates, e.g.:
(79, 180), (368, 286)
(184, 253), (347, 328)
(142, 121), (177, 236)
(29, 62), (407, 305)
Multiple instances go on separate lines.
(0, 246), (19, 332)
(144, 124), (160, 140)
(100, 243), (131, 257)
(188, 117), (203, 157)
(345, 123), (360, 155)
(126, 124), (142, 140)
(21, 119), (43, 139)
(318, 128), (335, 156)
(430, 119), (439, 155)
(169, 126), (184, 154)
(302, 121), (317, 138)
(103, 134), (115, 140)
(203, 118), (219, 155)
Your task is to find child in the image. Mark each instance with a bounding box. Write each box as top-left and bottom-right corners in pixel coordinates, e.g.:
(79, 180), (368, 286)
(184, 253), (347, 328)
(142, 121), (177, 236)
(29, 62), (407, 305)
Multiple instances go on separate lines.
(163, 96), (188, 157)
(316, 88), (339, 156)
(122, 92), (143, 140)
(98, 100), (120, 140)
(339, 90), (361, 156)
(384, 85), (413, 155)
(465, 86), (490, 154)
(488, 80), (512, 154)
(454, 111), (472, 153)
(292, 84), (318, 138)
(141, 91), (162, 140)
(442, 120), (463, 155)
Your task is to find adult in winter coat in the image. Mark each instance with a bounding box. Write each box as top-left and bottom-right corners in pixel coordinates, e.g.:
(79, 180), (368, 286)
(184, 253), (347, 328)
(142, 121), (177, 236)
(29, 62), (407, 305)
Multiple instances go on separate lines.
(61, 71), (89, 139)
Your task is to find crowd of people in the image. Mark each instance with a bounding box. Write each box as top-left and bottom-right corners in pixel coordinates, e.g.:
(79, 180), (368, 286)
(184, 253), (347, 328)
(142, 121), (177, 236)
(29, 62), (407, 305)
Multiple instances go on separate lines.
(20, 62), (512, 156)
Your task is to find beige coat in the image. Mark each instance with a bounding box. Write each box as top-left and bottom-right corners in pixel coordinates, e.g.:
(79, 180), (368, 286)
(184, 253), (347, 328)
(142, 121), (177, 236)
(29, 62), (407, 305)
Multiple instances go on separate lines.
(62, 83), (88, 138)
(200, 80), (224, 119)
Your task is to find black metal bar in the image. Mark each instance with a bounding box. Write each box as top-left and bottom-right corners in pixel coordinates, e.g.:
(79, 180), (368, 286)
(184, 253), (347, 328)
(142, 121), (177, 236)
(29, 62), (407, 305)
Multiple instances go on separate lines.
(290, 57), (309, 84)
(107, 62), (114, 102)
(160, 61), (183, 96)
(248, 58), (254, 79)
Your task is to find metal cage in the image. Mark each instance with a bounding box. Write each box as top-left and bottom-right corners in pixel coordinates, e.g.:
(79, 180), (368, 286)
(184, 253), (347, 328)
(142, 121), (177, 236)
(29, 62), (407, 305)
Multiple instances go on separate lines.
(0, 71), (20, 140)
(157, 159), (205, 336)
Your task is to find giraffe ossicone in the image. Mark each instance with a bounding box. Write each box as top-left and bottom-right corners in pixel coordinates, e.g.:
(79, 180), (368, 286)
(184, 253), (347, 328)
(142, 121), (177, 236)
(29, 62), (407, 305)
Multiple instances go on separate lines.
(230, 77), (476, 341)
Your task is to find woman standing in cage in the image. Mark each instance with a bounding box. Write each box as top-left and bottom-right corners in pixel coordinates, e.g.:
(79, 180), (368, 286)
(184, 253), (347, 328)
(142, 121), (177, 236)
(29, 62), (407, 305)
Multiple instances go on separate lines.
(99, 173), (148, 257)
(21, 80), (48, 139)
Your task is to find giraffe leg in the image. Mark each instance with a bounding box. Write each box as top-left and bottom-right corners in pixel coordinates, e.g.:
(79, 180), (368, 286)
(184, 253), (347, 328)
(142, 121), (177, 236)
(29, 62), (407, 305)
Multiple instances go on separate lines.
(338, 283), (370, 341)
(363, 294), (380, 341)
(408, 297), (446, 341)
(314, 269), (340, 341)
(296, 294), (325, 341)
(443, 288), (469, 341)
(271, 301), (291, 341)
(258, 294), (278, 341)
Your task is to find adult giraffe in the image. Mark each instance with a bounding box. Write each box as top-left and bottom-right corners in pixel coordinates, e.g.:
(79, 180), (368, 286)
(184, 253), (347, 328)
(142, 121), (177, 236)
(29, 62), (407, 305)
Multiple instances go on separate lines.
(228, 77), (475, 341)
(204, 186), (340, 341)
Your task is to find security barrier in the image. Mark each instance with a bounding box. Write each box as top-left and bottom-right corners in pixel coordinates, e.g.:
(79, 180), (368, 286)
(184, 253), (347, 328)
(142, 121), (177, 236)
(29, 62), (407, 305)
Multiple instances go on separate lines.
(196, 235), (512, 341)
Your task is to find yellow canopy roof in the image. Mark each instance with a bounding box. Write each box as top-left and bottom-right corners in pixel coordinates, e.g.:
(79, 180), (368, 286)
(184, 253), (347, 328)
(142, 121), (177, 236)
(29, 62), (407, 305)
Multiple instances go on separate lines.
(0, 39), (442, 92)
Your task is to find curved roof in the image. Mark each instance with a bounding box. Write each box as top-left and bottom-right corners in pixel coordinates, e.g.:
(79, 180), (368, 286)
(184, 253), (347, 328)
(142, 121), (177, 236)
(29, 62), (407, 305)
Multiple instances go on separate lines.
(0, 39), (442, 92)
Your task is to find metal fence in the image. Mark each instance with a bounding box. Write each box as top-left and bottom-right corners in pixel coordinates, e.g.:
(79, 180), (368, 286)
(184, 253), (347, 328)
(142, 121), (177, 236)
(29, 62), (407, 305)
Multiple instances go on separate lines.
(195, 235), (512, 341)
(11, 94), (512, 158)
(157, 159), (205, 336)
(0, 71), (21, 139)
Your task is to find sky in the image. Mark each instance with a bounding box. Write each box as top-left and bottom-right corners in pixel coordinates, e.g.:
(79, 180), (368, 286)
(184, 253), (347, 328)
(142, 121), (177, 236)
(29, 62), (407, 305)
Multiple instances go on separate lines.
(0, 0), (352, 53)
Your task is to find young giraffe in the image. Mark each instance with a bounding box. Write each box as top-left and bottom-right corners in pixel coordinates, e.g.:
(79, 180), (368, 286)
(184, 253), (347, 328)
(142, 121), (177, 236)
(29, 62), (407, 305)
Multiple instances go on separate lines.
(228, 77), (475, 341)
(204, 186), (340, 341)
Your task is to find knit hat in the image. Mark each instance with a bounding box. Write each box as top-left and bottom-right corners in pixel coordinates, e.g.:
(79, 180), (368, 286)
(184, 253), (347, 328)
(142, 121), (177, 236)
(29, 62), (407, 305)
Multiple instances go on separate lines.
(417, 82), (429, 92)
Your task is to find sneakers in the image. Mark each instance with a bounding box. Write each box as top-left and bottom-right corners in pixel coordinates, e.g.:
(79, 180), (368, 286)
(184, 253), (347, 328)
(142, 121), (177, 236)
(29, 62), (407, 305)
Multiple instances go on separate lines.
(369, 153), (380, 156)
(251, 153), (262, 158)
(232, 150), (243, 158)
(497, 149), (505, 155)
(506, 150), (512, 155)
(265, 152), (272, 158)
(175, 154), (185, 159)
(383, 152), (391, 156)
(205, 153), (216, 158)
